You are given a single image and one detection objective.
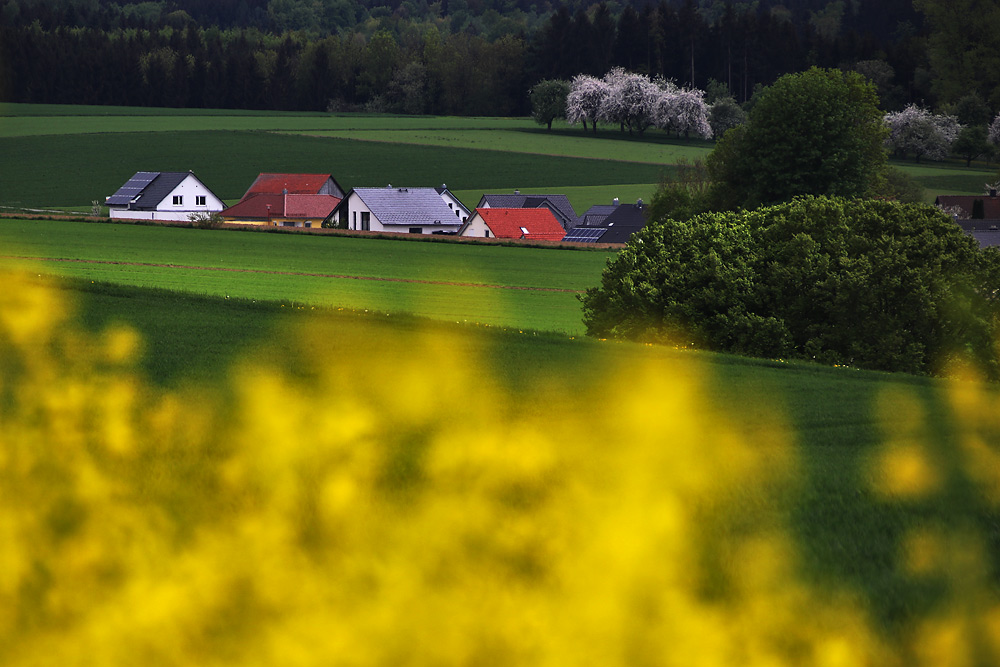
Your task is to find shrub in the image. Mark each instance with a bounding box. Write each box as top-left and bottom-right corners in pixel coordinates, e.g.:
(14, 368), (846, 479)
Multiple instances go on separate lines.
(581, 196), (1000, 375)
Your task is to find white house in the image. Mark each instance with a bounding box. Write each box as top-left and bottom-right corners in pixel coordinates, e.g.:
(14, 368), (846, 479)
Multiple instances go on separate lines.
(106, 171), (225, 222)
(332, 185), (470, 234)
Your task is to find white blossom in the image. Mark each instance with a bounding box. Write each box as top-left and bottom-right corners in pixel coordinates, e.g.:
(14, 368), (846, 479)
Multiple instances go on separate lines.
(884, 104), (962, 161)
(988, 113), (1000, 146)
(598, 68), (661, 136)
(566, 74), (608, 132)
(655, 87), (713, 139)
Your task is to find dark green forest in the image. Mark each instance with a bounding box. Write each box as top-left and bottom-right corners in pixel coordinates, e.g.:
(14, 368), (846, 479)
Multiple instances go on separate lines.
(0, 0), (990, 116)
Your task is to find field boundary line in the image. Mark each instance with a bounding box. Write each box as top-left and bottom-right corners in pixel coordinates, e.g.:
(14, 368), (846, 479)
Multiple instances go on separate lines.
(1, 255), (585, 293)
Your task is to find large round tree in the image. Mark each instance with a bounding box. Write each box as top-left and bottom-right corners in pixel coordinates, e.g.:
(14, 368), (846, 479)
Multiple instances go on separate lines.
(581, 197), (1000, 376)
(707, 67), (888, 210)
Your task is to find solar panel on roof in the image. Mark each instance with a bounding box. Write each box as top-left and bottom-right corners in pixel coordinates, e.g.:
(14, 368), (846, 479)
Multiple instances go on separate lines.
(106, 172), (158, 205)
(563, 227), (607, 242)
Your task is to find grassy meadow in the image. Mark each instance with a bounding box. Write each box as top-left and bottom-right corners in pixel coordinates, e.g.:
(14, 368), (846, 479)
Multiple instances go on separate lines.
(1, 103), (999, 662)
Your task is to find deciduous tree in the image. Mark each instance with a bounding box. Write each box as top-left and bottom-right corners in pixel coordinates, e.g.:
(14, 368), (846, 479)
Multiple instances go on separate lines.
(706, 67), (888, 209)
(529, 78), (569, 131)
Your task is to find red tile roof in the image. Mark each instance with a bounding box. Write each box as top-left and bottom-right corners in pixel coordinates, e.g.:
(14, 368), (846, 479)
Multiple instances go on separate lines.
(243, 173), (335, 198)
(222, 193), (340, 220)
(936, 195), (1000, 219)
(476, 208), (566, 241)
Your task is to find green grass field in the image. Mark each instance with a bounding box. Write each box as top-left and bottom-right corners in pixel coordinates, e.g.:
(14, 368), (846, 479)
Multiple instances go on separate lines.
(0, 218), (612, 333)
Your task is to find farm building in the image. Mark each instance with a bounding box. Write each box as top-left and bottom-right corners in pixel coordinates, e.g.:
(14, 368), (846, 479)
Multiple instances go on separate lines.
(577, 199), (623, 227)
(105, 171), (224, 222)
(332, 186), (470, 235)
(476, 192), (579, 230)
(241, 173), (346, 200)
(564, 199), (649, 244)
(220, 192), (341, 228)
(460, 207), (566, 241)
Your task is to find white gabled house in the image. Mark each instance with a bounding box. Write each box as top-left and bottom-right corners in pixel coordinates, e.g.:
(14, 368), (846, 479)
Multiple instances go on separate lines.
(333, 185), (470, 235)
(106, 171), (225, 222)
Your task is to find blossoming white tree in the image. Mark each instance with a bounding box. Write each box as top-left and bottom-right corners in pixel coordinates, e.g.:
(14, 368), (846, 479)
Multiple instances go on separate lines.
(988, 113), (1000, 147)
(884, 104), (962, 162)
(565, 74), (608, 134)
(598, 67), (661, 136)
(655, 87), (713, 139)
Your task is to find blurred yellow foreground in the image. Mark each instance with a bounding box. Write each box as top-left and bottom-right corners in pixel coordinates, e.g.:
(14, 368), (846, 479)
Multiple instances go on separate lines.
(0, 270), (998, 666)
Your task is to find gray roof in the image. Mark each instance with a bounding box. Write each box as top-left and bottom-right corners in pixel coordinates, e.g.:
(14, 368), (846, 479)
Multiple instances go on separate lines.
(107, 172), (192, 209)
(579, 204), (620, 227)
(967, 230), (1000, 247)
(355, 187), (463, 227)
(478, 193), (579, 229)
(594, 203), (648, 244)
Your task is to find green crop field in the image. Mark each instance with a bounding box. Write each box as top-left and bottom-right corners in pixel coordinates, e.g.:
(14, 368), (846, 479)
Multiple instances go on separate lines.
(0, 218), (612, 334)
(1, 103), (995, 214)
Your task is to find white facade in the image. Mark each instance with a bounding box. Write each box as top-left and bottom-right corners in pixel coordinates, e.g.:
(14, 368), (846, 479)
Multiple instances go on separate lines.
(108, 173), (225, 222)
(460, 211), (492, 238)
(339, 187), (465, 235)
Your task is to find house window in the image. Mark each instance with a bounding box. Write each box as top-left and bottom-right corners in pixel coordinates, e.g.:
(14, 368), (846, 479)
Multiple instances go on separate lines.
(353, 211), (357, 230)
(281, 221), (295, 227)
(455, 209), (460, 217)
(361, 212), (370, 231)
(196, 195), (206, 206)
(305, 222), (312, 228)
(484, 230), (490, 238)
(409, 227), (422, 234)
(172, 195), (183, 206)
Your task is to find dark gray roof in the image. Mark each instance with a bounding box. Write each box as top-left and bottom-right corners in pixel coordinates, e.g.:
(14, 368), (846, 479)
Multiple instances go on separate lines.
(579, 204), (620, 227)
(478, 193), (579, 229)
(562, 226), (608, 243)
(106, 172), (158, 206)
(595, 203), (648, 244)
(967, 230), (1000, 247)
(955, 219), (1000, 232)
(354, 187), (463, 227)
(108, 171), (201, 209)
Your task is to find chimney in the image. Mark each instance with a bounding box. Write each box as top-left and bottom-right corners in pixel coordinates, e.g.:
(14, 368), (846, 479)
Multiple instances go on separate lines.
(636, 198), (643, 206)
(514, 189), (520, 195)
(613, 197), (619, 206)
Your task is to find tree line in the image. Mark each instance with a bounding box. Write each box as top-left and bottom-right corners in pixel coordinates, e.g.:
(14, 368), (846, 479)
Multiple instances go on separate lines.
(0, 0), (975, 116)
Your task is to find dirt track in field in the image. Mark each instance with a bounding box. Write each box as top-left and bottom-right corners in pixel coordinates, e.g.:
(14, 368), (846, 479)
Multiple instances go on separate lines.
(3, 255), (585, 293)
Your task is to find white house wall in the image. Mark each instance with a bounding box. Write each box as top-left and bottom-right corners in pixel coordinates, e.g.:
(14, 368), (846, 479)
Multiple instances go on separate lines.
(460, 213), (492, 238)
(153, 174), (225, 220)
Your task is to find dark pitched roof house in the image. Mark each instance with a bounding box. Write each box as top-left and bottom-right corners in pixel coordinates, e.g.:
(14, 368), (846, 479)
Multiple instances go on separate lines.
(477, 192), (579, 230)
(106, 171), (224, 222)
(241, 173), (345, 200)
(596, 201), (649, 244)
(578, 201), (621, 227)
(461, 208), (566, 241)
(953, 218), (1000, 248)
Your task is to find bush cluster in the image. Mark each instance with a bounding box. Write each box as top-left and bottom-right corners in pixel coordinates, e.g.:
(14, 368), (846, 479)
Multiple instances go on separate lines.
(581, 196), (1000, 376)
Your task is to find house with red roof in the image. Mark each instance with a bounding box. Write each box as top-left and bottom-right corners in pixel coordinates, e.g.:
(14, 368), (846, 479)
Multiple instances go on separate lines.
(460, 208), (566, 241)
(240, 173), (345, 200)
(220, 191), (341, 228)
